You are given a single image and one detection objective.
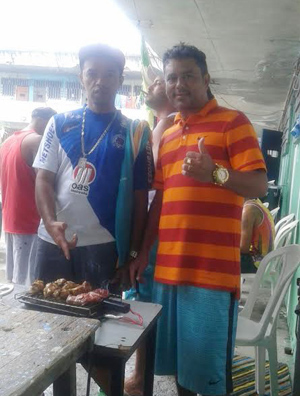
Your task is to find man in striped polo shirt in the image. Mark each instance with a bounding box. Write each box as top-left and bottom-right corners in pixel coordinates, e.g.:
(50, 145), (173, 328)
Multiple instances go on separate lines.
(130, 43), (267, 396)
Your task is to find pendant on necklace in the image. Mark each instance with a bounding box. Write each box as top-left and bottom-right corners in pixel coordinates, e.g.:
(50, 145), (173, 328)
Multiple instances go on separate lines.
(78, 156), (87, 168)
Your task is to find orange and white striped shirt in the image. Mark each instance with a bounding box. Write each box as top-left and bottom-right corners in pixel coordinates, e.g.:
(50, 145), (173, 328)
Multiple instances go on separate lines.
(153, 99), (266, 298)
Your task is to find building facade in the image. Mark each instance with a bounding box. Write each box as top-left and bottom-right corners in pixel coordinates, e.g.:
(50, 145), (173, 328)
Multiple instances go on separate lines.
(0, 50), (147, 139)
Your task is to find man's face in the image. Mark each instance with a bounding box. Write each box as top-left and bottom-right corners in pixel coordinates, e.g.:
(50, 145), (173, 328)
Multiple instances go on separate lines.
(145, 76), (167, 111)
(80, 56), (123, 107)
(164, 58), (210, 113)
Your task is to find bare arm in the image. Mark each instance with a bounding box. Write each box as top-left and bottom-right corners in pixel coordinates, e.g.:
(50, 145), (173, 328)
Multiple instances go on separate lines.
(130, 190), (148, 253)
(182, 138), (268, 198)
(223, 169), (267, 198)
(113, 189), (149, 289)
(35, 169), (77, 259)
(240, 205), (256, 253)
(21, 133), (42, 167)
(152, 118), (174, 165)
(129, 190), (163, 284)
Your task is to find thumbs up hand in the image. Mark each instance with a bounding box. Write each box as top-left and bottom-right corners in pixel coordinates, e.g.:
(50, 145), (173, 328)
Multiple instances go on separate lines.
(198, 137), (208, 154)
(182, 137), (216, 183)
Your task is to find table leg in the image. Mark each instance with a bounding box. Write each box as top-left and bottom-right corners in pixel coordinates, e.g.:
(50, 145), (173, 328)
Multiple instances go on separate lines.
(53, 363), (76, 396)
(109, 357), (126, 396)
(143, 324), (157, 396)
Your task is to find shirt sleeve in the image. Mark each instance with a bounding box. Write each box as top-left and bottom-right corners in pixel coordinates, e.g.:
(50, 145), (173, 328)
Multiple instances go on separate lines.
(225, 112), (266, 172)
(133, 139), (154, 190)
(33, 117), (60, 173)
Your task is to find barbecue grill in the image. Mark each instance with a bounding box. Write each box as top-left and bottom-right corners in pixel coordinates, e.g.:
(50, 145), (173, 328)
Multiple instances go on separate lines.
(16, 292), (130, 318)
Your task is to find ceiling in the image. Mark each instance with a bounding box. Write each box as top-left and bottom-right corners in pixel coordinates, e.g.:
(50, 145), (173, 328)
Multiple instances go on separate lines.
(114, 0), (300, 136)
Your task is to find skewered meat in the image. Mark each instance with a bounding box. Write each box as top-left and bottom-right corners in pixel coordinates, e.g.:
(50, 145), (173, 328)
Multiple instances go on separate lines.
(59, 281), (81, 299)
(64, 281), (79, 289)
(29, 280), (45, 295)
(29, 279), (104, 303)
(67, 281), (92, 296)
(43, 282), (61, 298)
(66, 288), (109, 306)
(54, 278), (67, 287)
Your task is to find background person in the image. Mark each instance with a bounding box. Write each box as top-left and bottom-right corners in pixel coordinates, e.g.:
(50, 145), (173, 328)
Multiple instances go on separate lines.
(0, 107), (56, 285)
(125, 74), (177, 396)
(240, 197), (275, 273)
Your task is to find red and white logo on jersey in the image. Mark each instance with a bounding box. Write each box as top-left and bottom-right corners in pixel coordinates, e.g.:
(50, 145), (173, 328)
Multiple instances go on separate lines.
(70, 162), (96, 196)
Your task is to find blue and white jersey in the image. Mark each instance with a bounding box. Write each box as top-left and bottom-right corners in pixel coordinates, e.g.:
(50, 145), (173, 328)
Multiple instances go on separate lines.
(33, 107), (152, 246)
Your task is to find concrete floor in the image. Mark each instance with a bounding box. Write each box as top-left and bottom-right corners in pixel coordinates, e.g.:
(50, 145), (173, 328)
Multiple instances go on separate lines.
(0, 236), (295, 396)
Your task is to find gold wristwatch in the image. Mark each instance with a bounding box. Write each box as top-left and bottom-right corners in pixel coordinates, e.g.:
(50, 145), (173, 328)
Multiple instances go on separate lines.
(212, 163), (229, 186)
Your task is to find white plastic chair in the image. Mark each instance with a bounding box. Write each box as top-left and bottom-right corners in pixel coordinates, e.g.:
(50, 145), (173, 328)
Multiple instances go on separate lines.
(262, 220), (299, 292)
(270, 206), (280, 222)
(275, 213), (295, 236)
(274, 219), (299, 249)
(236, 244), (300, 396)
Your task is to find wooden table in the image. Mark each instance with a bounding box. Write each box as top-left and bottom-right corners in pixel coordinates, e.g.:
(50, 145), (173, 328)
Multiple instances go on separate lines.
(91, 300), (162, 396)
(1, 286), (162, 396)
(0, 287), (100, 396)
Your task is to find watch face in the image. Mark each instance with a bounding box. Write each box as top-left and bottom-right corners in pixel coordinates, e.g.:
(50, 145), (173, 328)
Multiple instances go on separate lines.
(217, 168), (228, 183)
(218, 169), (227, 181)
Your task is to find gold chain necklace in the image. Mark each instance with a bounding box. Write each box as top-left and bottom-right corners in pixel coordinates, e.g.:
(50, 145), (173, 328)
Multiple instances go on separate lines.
(78, 106), (117, 168)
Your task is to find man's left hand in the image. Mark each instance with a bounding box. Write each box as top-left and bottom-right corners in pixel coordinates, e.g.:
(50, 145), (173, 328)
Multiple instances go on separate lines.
(111, 263), (131, 291)
(182, 137), (215, 183)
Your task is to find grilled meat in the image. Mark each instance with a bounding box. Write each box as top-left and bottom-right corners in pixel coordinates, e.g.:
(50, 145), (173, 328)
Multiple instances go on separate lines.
(29, 280), (45, 295)
(66, 288), (109, 306)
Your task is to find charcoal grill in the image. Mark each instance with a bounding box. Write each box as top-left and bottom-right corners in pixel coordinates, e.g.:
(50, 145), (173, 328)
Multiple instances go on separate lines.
(16, 292), (130, 318)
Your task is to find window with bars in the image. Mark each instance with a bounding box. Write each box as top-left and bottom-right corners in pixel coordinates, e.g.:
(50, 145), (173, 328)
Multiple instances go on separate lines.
(1, 79), (15, 96)
(34, 80), (62, 100)
(133, 85), (142, 96)
(1, 78), (28, 96)
(66, 81), (81, 101)
(48, 81), (62, 99)
(118, 84), (131, 96)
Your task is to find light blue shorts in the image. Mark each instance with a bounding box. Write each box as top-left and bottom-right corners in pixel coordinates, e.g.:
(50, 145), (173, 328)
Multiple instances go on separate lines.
(153, 283), (238, 396)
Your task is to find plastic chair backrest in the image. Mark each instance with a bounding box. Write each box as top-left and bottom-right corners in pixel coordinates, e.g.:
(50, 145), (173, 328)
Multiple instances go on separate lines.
(270, 207), (280, 221)
(274, 220), (299, 249)
(239, 245), (300, 337)
(275, 213), (295, 235)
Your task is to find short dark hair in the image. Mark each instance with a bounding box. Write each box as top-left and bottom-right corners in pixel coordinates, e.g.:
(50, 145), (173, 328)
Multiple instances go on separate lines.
(78, 43), (125, 74)
(163, 43), (208, 76)
(31, 107), (56, 120)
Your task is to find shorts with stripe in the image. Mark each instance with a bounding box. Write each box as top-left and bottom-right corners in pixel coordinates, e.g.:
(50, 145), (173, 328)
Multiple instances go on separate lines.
(153, 283), (238, 395)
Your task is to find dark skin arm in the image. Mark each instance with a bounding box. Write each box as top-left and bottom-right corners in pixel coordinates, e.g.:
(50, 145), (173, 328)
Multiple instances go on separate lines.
(21, 133), (42, 167)
(129, 190), (163, 285)
(35, 169), (77, 259)
(112, 189), (148, 290)
(240, 204), (262, 253)
(182, 137), (268, 198)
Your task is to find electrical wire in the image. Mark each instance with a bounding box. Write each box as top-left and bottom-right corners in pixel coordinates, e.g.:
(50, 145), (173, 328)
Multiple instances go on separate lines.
(119, 308), (144, 326)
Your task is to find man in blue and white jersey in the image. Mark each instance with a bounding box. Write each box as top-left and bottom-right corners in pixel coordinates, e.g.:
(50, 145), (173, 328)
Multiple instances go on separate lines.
(33, 43), (153, 289)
